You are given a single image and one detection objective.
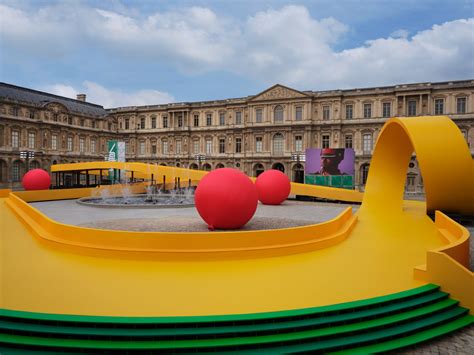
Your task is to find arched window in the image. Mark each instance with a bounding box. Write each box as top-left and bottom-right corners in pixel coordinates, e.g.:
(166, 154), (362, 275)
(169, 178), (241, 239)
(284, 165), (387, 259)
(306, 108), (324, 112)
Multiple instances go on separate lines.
(254, 163), (264, 177)
(272, 162), (285, 173)
(215, 163), (225, 169)
(361, 164), (370, 186)
(274, 105), (283, 122)
(202, 163), (212, 171)
(12, 160), (23, 182)
(273, 133), (285, 154)
(29, 161), (40, 171)
(292, 163), (304, 183)
(189, 163), (199, 170)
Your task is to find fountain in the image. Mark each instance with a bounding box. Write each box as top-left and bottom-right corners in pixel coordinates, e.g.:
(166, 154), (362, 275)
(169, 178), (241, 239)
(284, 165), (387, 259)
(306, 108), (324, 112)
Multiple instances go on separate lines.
(78, 169), (195, 208)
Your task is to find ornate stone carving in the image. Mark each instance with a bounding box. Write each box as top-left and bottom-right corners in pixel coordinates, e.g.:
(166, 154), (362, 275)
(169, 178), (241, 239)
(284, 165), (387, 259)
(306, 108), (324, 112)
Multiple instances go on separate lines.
(252, 86), (306, 101)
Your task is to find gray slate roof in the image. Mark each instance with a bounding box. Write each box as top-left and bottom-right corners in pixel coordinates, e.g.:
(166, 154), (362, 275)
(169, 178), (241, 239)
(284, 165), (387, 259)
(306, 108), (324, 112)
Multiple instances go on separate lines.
(0, 82), (107, 117)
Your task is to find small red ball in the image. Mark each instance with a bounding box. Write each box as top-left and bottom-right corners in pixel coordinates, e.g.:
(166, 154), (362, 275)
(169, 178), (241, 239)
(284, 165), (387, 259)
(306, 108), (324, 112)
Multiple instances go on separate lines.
(255, 169), (291, 205)
(195, 168), (258, 230)
(22, 169), (51, 190)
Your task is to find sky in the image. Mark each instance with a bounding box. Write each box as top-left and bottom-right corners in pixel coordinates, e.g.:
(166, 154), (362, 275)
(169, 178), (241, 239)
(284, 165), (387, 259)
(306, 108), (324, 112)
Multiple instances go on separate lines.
(1, 0), (473, 108)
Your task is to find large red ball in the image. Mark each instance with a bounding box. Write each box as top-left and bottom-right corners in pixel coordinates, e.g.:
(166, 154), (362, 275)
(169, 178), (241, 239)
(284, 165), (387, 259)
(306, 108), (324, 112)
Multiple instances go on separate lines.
(22, 169), (51, 191)
(195, 168), (258, 230)
(255, 170), (291, 205)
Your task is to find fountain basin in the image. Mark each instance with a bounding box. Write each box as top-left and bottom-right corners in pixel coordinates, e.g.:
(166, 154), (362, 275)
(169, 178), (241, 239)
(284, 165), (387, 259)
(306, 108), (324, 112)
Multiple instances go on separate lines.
(77, 193), (195, 208)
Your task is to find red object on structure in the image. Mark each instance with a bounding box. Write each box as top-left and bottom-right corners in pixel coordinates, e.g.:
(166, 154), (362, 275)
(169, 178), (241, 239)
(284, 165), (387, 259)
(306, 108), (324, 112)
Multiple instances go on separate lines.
(255, 169), (291, 205)
(195, 168), (258, 230)
(22, 169), (51, 191)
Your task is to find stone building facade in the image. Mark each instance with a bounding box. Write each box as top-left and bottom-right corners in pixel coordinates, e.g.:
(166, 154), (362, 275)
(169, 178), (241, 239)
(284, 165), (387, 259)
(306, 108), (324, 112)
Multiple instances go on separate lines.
(1, 80), (473, 191)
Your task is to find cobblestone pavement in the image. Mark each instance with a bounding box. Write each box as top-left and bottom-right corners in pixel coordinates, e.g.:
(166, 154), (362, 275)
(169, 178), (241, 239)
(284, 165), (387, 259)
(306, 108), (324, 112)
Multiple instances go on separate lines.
(30, 199), (474, 354)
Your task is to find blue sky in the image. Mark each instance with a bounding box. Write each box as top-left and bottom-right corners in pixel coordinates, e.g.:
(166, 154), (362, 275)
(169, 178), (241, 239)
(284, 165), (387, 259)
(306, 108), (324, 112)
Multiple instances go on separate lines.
(1, 0), (473, 107)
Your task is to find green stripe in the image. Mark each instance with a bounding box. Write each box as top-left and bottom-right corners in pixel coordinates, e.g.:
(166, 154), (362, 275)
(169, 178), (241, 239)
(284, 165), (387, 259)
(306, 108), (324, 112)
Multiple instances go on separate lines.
(330, 315), (474, 354)
(0, 284), (438, 324)
(0, 291), (449, 337)
(0, 300), (464, 350)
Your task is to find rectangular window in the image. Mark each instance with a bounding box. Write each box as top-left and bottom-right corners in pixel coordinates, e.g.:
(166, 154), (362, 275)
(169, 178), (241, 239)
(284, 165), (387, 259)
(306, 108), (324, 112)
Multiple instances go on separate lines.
(364, 103), (372, 118)
(125, 141), (129, 154)
(29, 111), (35, 119)
(295, 106), (303, 121)
(125, 119), (130, 130)
(91, 139), (95, 153)
(235, 111), (242, 125)
(193, 140), (200, 154)
(176, 140), (182, 154)
(235, 138), (242, 153)
(12, 130), (19, 148)
(177, 115), (183, 127)
(363, 134), (373, 153)
(256, 109), (263, 123)
(151, 117), (156, 129)
(194, 114), (199, 127)
(151, 144), (157, 155)
(80, 119), (84, 127)
(79, 138), (85, 153)
(140, 117), (145, 129)
(163, 116), (168, 128)
(345, 105), (353, 119)
(11, 107), (19, 116)
(162, 141), (168, 155)
(295, 135), (303, 152)
(53, 113), (58, 122)
(345, 134), (353, 149)
(206, 139), (212, 155)
(255, 137), (263, 152)
(28, 132), (35, 149)
(219, 139), (225, 154)
(322, 134), (330, 149)
(139, 141), (145, 155)
(206, 114), (212, 126)
(67, 137), (73, 151)
(408, 100), (417, 116)
(457, 97), (466, 114)
(219, 112), (225, 126)
(12, 163), (20, 182)
(382, 102), (391, 118)
(434, 99), (444, 115)
(323, 106), (330, 120)
(52, 134), (57, 150)
(273, 136), (284, 154)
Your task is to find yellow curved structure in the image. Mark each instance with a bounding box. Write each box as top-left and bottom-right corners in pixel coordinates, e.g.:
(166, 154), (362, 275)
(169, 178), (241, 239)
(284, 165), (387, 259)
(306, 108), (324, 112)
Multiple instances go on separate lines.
(363, 116), (473, 215)
(0, 116), (472, 319)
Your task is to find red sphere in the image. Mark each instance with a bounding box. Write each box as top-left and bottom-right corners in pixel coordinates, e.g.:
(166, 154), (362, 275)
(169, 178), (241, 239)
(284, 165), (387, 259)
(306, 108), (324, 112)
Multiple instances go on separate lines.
(255, 169), (291, 205)
(22, 169), (51, 191)
(195, 168), (258, 230)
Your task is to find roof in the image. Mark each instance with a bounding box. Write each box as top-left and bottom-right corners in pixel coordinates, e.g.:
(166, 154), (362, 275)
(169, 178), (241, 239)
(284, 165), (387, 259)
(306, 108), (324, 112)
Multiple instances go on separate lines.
(0, 82), (108, 117)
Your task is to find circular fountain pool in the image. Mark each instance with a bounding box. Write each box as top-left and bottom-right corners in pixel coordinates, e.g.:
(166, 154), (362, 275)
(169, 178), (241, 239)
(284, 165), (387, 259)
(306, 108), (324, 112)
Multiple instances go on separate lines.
(77, 193), (195, 208)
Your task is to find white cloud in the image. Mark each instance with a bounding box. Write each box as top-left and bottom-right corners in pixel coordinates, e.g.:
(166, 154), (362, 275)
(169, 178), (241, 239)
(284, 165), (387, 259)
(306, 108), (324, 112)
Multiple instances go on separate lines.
(390, 29), (409, 39)
(43, 82), (175, 108)
(2, 3), (473, 91)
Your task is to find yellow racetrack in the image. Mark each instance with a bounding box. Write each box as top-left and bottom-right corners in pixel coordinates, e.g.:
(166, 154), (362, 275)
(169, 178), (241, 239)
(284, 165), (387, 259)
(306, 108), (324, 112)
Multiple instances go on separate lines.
(0, 116), (472, 317)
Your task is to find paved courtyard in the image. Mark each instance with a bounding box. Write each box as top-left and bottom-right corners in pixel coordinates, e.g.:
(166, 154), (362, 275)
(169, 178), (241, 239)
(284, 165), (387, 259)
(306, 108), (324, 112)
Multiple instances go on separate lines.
(30, 198), (474, 353)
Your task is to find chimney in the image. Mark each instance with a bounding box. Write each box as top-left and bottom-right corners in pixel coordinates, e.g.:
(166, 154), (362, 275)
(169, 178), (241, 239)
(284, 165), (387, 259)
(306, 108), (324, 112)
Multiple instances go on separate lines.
(77, 94), (86, 102)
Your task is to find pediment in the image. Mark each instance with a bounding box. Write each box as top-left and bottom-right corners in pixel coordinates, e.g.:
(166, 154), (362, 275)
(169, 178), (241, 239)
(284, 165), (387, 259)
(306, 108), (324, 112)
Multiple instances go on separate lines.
(250, 84), (309, 102)
(43, 101), (69, 113)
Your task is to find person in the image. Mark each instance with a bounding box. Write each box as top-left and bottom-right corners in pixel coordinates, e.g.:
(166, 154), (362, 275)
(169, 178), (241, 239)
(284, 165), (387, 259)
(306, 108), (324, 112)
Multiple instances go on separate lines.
(316, 148), (345, 175)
